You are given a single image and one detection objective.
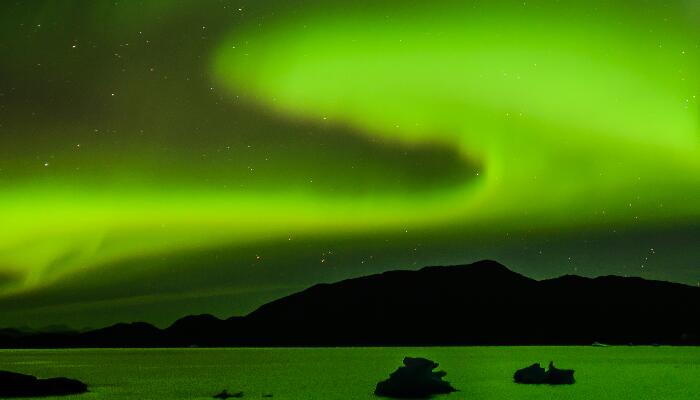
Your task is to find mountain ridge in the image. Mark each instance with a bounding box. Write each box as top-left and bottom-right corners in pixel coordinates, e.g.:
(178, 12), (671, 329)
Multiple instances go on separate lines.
(2, 260), (698, 347)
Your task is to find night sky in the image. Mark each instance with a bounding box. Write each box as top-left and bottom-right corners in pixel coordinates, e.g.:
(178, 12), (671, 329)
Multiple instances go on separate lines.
(0, 0), (698, 329)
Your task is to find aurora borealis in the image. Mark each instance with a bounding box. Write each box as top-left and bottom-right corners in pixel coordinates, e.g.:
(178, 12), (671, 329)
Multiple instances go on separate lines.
(0, 0), (698, 328)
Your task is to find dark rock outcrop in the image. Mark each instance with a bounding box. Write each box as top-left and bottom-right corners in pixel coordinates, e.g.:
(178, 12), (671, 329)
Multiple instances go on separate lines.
(545, 362), (575, 384)
(0, 370), (87, 397)
(375, 357), (457, 398)
(514, 362), (575, 385)
(513, 363), (548, 384)
(212, 389), (243, 398)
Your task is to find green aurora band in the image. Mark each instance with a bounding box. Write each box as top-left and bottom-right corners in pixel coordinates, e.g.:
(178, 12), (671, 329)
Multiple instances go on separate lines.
(214, 1), (699, 224)
(0, 0), (698, 325)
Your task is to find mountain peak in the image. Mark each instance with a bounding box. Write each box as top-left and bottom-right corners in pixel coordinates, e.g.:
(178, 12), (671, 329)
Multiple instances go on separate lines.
(419, 259), (511, 273)
(417, 260), (531, 284)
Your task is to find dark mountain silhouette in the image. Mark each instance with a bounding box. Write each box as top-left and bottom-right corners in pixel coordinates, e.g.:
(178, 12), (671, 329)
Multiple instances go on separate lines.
(1, 260), (699, 347)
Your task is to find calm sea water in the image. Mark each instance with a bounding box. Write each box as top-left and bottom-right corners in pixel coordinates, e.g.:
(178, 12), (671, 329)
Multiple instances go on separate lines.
(0, 347), (698, 399)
